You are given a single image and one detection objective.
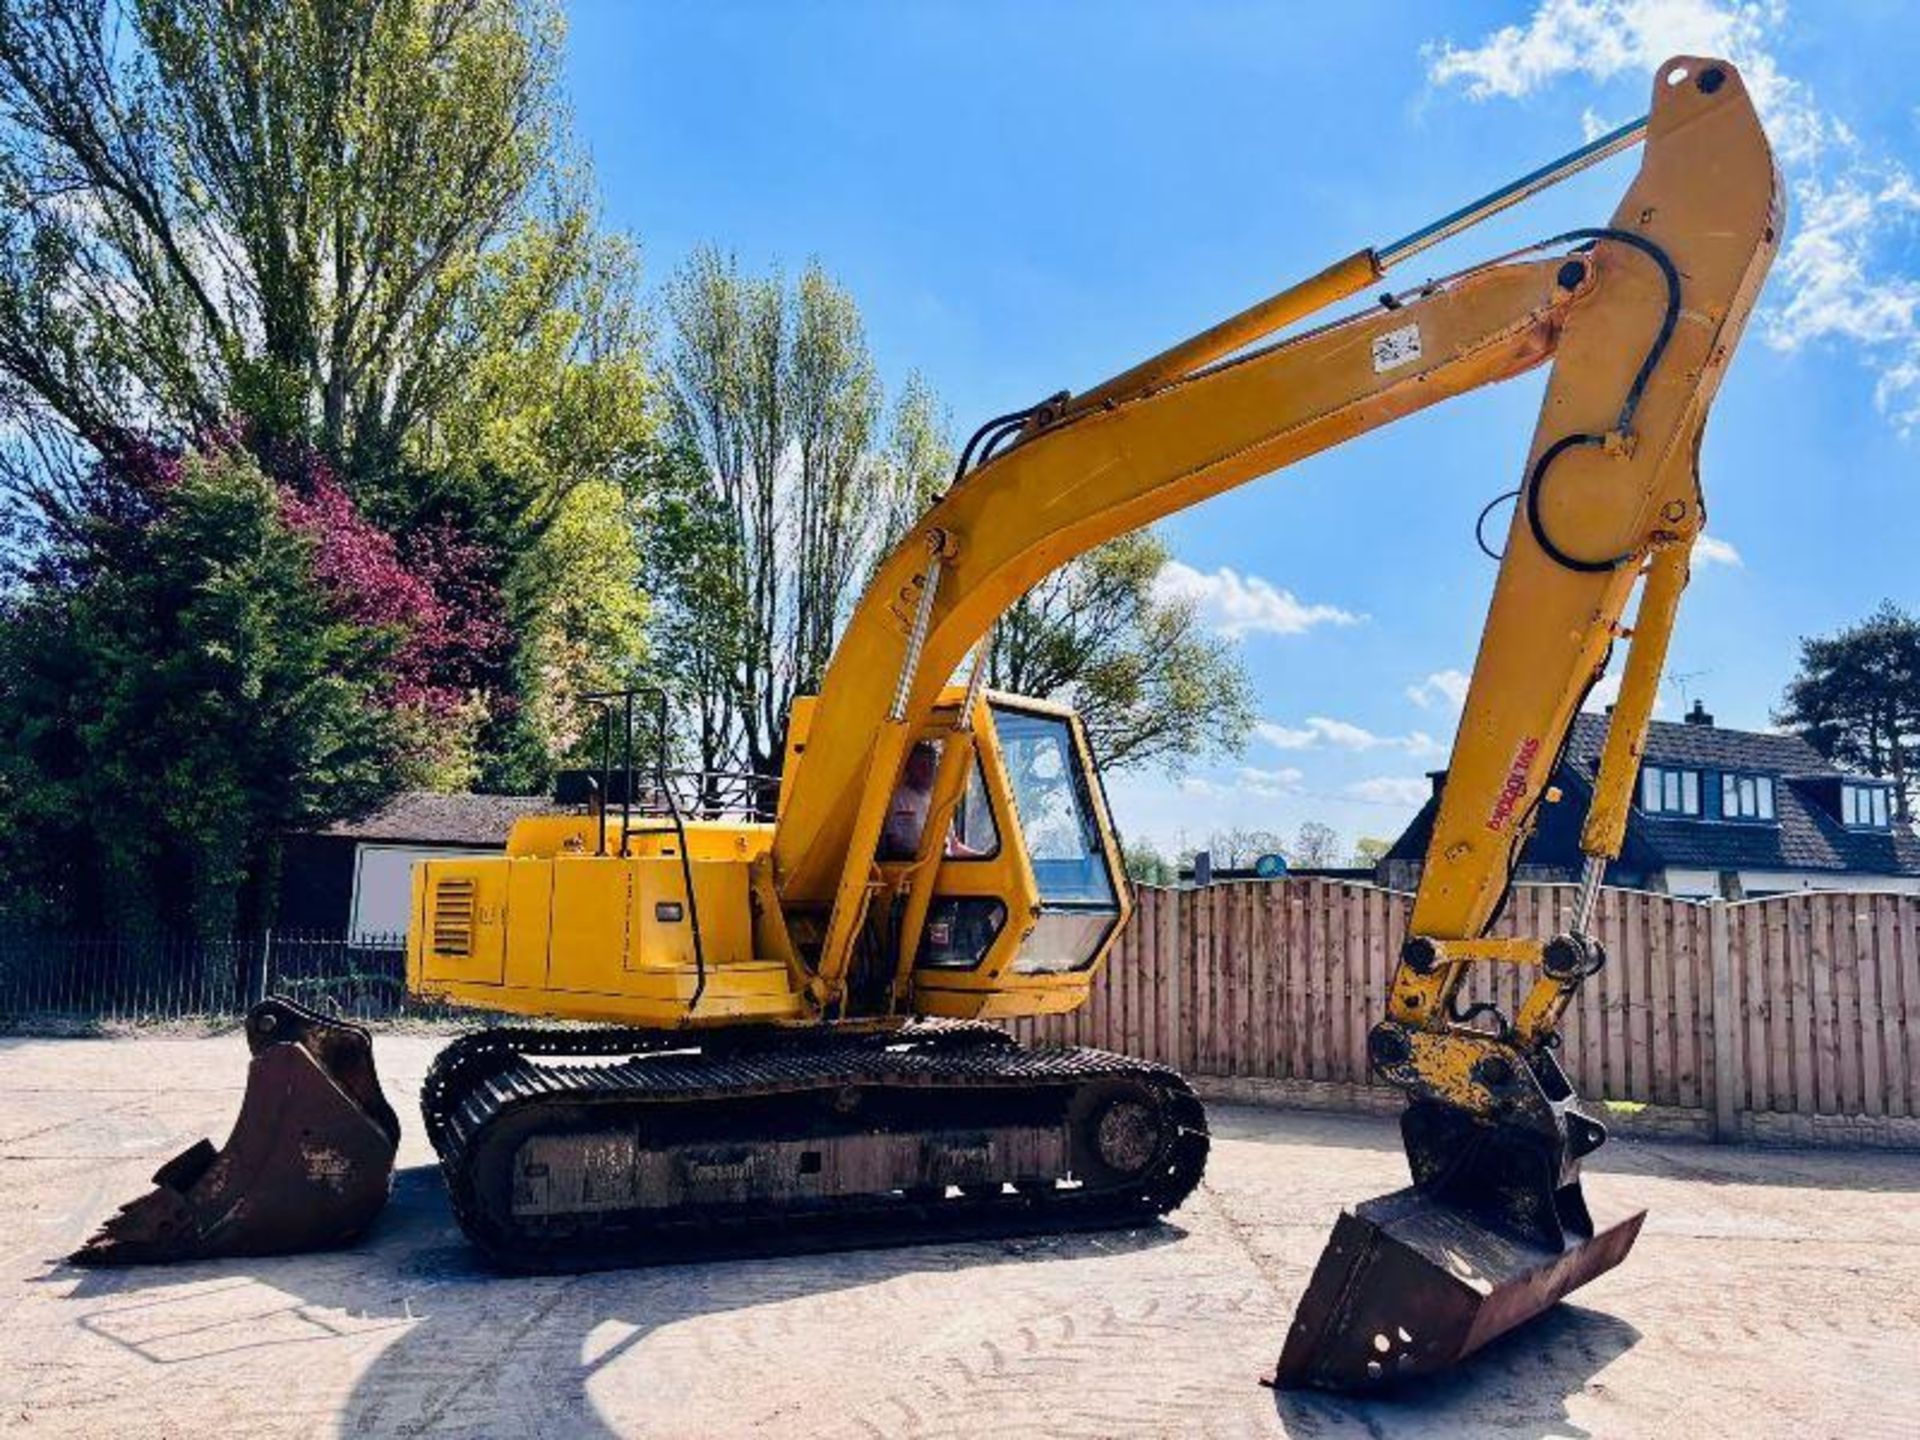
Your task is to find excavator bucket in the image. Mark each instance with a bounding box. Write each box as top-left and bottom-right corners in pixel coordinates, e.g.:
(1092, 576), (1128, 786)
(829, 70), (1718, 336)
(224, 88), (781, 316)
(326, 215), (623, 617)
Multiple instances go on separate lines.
(72, 997), (399, 1265)
(1274, 1100), (1643, 1390)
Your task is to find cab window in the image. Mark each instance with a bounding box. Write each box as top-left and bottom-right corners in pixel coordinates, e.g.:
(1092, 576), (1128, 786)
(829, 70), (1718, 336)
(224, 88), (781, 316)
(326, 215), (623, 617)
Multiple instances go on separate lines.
(994, 708), (1117, 906)
(877, 740), (1000, 861)
(993, 705), (1122, 975)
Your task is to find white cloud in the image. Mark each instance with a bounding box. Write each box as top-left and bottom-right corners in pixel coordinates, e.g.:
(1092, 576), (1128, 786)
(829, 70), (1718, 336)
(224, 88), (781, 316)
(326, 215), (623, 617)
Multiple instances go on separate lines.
(1237, 765), (1306, 798)
(1764, 167), (1920, 433)
(1880, 357), (1920, 433)
(1692, 533), (1743, 567)
(1253, 720), (1319, 749)
(1584, 670), (1626, 712)
(1406, 668), (1472, 710)
(1256, 715), (1447, 760)
(1348, 776), (1435, 807)
(1424, 0), (1822, 158)
(1425, 0), (1920, 436)
(1153, 561), (1362, 638)
(1306, 716), (1385, 749)
(1583, 670), (1677, 712)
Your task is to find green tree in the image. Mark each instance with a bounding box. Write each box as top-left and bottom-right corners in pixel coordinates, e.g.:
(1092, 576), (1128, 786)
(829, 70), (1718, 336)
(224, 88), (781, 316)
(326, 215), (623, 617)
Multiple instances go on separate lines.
(1776, 600), (1920, 821)
(495, 475), (650, 785)
(0, 0), (654, 800)
(656, 249), (1256, 789)
(1121, 835), (1178, 886)
(657, 249), (929, 779)
(0, 447), (399, 933)
(639, 438), (753, 785)
(0, 0), (644, 534)
(987, 530), (1255, 772)
(870, 371), (952, 573)
(1290, 820), (1343, 868)
(1350, 835), (1393, 869)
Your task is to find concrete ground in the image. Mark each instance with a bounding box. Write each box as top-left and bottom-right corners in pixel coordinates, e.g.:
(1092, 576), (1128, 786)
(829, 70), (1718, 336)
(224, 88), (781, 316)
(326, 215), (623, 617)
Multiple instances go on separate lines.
(2, 1032), (1917, 1439)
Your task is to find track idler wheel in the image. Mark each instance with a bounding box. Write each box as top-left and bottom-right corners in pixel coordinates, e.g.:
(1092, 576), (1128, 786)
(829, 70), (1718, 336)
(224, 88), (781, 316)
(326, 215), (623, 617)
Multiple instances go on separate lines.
(72, 997), (400, 1265)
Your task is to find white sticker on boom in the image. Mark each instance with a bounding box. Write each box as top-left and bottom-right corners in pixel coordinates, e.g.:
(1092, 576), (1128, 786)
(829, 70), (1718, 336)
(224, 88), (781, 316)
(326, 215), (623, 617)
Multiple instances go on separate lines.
(1371, 323), (1422, 373)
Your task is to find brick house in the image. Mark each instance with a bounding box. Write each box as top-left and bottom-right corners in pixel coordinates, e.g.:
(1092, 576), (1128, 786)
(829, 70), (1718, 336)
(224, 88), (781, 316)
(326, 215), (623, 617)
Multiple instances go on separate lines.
(1379, 701), (1920, 899)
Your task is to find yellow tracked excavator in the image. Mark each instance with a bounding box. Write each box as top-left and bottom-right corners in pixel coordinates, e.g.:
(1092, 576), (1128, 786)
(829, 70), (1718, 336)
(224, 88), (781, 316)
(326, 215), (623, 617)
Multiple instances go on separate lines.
(78, 57), (1780, 1392)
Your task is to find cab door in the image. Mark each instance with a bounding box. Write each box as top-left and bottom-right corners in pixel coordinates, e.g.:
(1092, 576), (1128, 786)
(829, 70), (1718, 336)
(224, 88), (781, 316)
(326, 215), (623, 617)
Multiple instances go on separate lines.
(986, 700), (1129, 976)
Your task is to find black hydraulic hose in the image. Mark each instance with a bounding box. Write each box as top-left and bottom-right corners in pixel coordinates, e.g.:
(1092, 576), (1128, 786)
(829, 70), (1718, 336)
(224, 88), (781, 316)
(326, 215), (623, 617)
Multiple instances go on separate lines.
(954, 405), (1039, 482)
(977, 420), (1026, 466)
(1523, 227), (1683, 573)
(1475, 487), (1521, 561)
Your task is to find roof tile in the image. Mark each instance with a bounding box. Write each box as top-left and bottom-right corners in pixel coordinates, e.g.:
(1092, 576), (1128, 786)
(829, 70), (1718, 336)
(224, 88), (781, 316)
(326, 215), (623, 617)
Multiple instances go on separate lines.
(318, 791), (550, 846)
(1385, 715), (1920, 878)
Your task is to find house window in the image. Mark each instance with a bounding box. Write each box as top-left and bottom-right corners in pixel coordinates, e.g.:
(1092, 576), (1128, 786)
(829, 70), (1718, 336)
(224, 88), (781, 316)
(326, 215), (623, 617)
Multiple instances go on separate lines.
(1841, 783), (1892, 829)
(1640, 765), (1700, 816)
(1721, 773), (1775, 822)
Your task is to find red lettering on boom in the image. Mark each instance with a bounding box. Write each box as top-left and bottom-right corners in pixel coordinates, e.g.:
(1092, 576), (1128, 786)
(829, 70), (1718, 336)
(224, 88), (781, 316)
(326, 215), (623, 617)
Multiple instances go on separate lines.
(1487, 736), (1542, 832)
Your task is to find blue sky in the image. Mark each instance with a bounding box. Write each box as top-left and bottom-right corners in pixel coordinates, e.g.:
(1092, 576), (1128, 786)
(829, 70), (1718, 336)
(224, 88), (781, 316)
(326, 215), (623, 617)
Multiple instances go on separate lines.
(564, 1), (1920, 857)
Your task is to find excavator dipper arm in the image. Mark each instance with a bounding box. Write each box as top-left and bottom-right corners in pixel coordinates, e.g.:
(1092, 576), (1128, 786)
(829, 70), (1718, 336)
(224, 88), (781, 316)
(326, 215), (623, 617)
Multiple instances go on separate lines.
(1280, 61), (1780, 1390)
(772, 57), (1779, 1387)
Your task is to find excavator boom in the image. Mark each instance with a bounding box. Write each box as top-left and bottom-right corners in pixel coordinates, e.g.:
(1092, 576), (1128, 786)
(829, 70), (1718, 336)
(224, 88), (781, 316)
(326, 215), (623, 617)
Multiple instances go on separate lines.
(79, 55), (1780, 1403)
(765, 54), (1778, 1388)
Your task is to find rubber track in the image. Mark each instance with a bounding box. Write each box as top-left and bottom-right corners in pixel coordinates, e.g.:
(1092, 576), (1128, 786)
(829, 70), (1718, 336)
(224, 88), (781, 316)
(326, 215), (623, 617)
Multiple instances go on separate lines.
(419, 1022), (1210, 1272)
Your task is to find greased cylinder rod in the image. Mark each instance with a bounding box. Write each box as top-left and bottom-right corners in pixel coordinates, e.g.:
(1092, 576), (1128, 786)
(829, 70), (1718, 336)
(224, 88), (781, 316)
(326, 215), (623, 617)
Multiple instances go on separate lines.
(1377, 115), (1650, 269)
(1061, 114), (1649, 422)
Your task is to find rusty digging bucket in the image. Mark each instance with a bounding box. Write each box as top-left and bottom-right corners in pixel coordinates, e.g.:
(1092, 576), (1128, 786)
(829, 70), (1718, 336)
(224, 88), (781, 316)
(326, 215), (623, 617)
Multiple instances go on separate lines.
(72, 996), (400, 1265)
(1273, 1098), (1645, 1391)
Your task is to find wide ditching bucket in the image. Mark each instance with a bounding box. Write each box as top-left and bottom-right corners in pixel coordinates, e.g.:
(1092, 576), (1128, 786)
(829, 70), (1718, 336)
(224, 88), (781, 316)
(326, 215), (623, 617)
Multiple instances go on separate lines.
(1274, 1099), (1643, 1390)
(73, 997), (400, 1265)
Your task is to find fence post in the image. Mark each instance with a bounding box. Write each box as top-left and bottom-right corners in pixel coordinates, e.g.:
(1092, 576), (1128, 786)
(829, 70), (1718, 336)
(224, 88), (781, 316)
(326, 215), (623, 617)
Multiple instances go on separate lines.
(250, 928), (274, 1008)
(1161, 889), (1183, 1072)
(1708, 899), (1740, 1143)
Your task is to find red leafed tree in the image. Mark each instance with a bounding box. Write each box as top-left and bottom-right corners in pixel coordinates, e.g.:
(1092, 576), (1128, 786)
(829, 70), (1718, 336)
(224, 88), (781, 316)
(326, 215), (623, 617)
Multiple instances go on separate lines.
(401, 515), (515, 713)
(275, 454), (509, 719)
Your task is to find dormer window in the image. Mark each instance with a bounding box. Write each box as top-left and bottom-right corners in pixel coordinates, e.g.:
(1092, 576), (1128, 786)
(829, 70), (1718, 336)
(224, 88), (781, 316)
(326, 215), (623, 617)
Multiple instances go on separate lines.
(1641, 765), (1700, 816)
(1721, 773), (1775, 822)
(1841, 783), (1892, 829)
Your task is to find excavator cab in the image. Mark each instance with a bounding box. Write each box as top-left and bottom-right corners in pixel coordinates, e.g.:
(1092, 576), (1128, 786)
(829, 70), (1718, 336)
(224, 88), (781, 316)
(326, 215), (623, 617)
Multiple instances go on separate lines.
(910, 698), (1128, 1013)
(851, 689), (1132, 1020)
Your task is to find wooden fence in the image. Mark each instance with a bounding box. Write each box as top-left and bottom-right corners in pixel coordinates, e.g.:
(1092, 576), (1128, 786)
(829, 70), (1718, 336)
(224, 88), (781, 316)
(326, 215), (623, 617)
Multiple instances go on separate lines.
(1007, 881), (1920, 1143)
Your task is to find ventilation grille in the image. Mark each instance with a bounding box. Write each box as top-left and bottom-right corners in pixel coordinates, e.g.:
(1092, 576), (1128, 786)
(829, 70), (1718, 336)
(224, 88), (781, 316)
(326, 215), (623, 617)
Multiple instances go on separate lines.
(432, 877), (477, 957)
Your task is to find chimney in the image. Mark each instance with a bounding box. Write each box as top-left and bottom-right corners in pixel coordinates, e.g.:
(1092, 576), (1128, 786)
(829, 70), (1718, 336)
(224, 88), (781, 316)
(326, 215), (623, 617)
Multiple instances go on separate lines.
(1685, 698), (1714, 727)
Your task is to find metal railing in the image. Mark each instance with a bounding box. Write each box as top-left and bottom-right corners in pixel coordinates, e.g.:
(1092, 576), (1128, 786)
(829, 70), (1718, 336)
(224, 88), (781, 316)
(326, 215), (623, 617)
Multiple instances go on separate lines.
(658, 767), (783, 822)
(0, 929), (461, 1026)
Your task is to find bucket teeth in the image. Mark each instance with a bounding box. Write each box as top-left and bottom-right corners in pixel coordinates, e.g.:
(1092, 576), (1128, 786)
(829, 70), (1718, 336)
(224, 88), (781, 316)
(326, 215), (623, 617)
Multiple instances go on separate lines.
(72, 998), (399, 1266)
